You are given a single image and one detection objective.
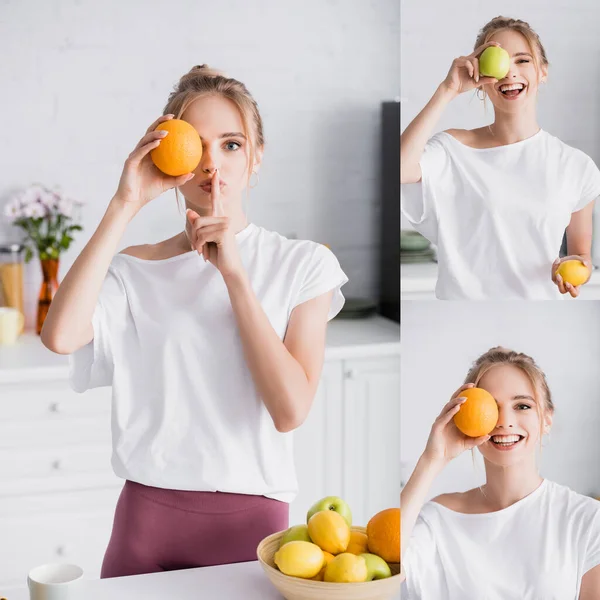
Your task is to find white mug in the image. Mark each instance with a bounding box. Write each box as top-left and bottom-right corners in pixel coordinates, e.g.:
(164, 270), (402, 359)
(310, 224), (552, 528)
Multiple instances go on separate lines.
(27, 564), (83, 600)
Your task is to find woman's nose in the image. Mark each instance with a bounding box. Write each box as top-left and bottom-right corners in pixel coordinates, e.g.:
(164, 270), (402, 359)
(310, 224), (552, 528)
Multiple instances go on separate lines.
(496, 407), (514, 428)
(200, 149), (218, 174)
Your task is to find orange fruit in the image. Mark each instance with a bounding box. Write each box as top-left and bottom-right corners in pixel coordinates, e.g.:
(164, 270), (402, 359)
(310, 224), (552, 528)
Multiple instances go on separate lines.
(150, 119), (202, 176)
(453, 387), (498, 438)
(366, 508), (400, 563)
(555, 260), (589, 287)
(346, 531), (369, 555)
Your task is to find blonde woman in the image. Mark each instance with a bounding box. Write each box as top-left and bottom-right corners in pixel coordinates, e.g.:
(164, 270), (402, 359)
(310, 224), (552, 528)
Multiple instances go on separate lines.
(41, 65), (348, 577)
(400, 348), (600, 599)
(401, 16), (600, 299)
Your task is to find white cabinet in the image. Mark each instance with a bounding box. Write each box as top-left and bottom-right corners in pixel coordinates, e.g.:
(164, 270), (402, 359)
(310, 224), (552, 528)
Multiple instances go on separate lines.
(0, 317), (400, 590)
(290, 354), (401, 528)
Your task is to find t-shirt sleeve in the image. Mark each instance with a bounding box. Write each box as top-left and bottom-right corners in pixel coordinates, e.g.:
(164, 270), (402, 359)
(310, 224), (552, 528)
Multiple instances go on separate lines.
(573, 154), (600, 212)
(401, 511), (438, 598)
(583, 508), (600, 575)
(68, 266), (125, 393)
(292, 243), (348, 321)
(400, 133), (449, 245)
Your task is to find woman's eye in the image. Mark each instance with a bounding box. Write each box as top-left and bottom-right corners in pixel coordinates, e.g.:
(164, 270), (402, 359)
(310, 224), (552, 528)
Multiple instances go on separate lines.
(517, 59), (530, 64)
(224, 141), (242, 151)
(517, 404), (531, 410)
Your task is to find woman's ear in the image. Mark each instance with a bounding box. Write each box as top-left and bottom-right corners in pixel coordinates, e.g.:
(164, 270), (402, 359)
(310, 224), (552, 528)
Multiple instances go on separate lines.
(540, 65), (548, 84)
(253, 146), (264, 173)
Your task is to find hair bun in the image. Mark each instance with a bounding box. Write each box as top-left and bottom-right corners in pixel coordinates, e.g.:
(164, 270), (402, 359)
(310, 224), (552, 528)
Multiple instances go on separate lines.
(190, 64), (225, 78)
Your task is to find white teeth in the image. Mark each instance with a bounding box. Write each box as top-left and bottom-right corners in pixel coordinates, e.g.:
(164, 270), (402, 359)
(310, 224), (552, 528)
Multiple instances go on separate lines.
(492, 435), (521, 443)
(500, 83), (524, 92)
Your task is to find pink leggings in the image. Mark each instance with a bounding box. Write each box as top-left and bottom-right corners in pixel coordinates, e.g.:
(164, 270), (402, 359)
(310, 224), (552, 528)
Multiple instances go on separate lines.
(101, 480), (289, 578)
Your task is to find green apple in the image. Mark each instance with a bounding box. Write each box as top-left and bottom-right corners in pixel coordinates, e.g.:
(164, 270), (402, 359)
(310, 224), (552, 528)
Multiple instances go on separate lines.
(306, 496), (352, 527)
(479, 46), (510, 80)
(360, 553), (392, 581)
(279, 524), (312, 548)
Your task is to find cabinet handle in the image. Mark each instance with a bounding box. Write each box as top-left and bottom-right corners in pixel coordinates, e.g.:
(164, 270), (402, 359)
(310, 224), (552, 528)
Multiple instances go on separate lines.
(55, 545), (69, 556)
(49, 402), (63, 414)
(51, 459), (62, 471)
(344, 369), (356, 380)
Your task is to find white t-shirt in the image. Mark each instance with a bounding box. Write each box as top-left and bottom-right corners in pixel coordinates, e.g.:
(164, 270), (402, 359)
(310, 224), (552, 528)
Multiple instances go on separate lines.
(69, 223), (348, 503)
(401, 130), (600, 299)
(402, 480), (600, 600)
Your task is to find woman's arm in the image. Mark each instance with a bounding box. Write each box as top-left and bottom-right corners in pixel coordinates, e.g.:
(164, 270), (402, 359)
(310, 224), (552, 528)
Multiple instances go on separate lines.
(579, 564), (600, 600)
(41, 114), (194, 354)
(566, 201), (594, 263)
(551, 201), (595, 297)
(401, 384), (490, 558)
(225, 269), (332, 433)
(400, 42), (499, 184)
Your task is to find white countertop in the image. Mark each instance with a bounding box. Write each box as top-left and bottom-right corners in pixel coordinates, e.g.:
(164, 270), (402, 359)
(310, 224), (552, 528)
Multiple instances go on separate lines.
(7, 560), (402, 599)
(401, 262), (600, 295)
(0, 316), (400, 384)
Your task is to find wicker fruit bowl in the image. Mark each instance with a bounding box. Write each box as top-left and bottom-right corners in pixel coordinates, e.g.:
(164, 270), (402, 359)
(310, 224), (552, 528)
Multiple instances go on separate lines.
(256, 526), (401, 600)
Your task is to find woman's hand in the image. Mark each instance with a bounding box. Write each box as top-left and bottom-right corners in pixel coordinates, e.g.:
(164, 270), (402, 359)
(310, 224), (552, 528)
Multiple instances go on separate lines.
(113, 114), (195, 215)
(551, 255), (592, 298)
(441, 41), (501, 97)
(186, 170), (244, 278)
(423, 383), (491, 465)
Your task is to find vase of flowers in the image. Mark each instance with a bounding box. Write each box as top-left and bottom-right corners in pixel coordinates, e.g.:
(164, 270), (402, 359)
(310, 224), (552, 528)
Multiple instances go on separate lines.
(4, 184), (83, 334)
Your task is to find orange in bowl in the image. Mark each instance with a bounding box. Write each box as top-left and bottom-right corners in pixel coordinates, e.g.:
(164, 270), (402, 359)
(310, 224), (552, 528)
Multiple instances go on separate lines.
(366, 509), (400, 564)
(453, 387), (498, 438)
(150, 119), (202, 176)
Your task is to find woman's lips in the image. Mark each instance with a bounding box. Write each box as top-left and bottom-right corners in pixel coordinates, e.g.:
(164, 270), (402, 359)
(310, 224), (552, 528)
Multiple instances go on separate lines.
(199, 181), (226, 194)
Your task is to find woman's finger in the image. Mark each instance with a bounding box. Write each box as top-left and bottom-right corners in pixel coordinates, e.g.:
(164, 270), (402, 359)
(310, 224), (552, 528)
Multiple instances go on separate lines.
(450, 382), (475, 400)
(471, 57), (480, 83)
(133, 129), (169, 152)
(211, 170), (223, 217)
(465, 435), (491, 450)
(568, 283), (580, 298)
(551, 257), (561, 282)
(193, 224), (229, 246)
(145, 113), (174, 135)
(437, 399), (466, 427)
(127, 138), (164, 167)
(477, 77), (498, 88)
(470, 40), (501, 58)
(555, 273), (567, 294)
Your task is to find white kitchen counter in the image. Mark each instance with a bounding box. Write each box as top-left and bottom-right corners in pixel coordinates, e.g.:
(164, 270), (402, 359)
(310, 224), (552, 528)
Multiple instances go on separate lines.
(401, 262), (600, 299)
(7, 560), (402, 599)
(0, 315), (400, 384)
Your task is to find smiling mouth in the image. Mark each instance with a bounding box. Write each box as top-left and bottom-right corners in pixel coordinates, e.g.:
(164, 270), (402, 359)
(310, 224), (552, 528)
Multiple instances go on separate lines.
(490, 434), (525, 448)
(498, 83), (526, 98)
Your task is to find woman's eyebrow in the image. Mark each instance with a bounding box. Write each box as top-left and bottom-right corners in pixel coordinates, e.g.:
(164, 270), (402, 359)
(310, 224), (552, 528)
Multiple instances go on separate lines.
(220, 132), (246, 139)
(513, 394), (535, 402)
(513, 52), (533, 58)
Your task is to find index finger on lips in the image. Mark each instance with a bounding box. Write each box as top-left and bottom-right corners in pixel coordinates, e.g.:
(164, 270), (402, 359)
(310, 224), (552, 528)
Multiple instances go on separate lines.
(146, 113), (174, 135)
(211, 170), (221, 217)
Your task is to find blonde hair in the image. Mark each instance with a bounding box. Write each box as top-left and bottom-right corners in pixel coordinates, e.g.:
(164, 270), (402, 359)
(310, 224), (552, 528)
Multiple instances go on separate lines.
(464, 346), (554, 442)
(163, 64), (265, 207)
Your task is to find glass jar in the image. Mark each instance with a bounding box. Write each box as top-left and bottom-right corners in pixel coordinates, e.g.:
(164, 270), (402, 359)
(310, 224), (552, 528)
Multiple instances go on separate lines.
(0, 243), (25, 316)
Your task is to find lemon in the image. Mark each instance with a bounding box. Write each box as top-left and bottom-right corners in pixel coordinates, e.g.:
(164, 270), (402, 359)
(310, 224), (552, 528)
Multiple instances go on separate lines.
(307, 510), (351, 554)
(324, 552), (368, 583)
(273, 540), (324, 579)
(555, 260), (590, 287)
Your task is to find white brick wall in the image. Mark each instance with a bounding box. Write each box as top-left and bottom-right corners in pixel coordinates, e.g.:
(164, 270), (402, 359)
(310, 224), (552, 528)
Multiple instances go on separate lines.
(400, 0), (600, 248)
(0, 0), (400, 329)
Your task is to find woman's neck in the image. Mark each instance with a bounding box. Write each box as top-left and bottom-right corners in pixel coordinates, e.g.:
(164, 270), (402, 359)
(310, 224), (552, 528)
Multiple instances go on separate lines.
(489, 109), (540, 145)
(479, 459), (543, 511)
